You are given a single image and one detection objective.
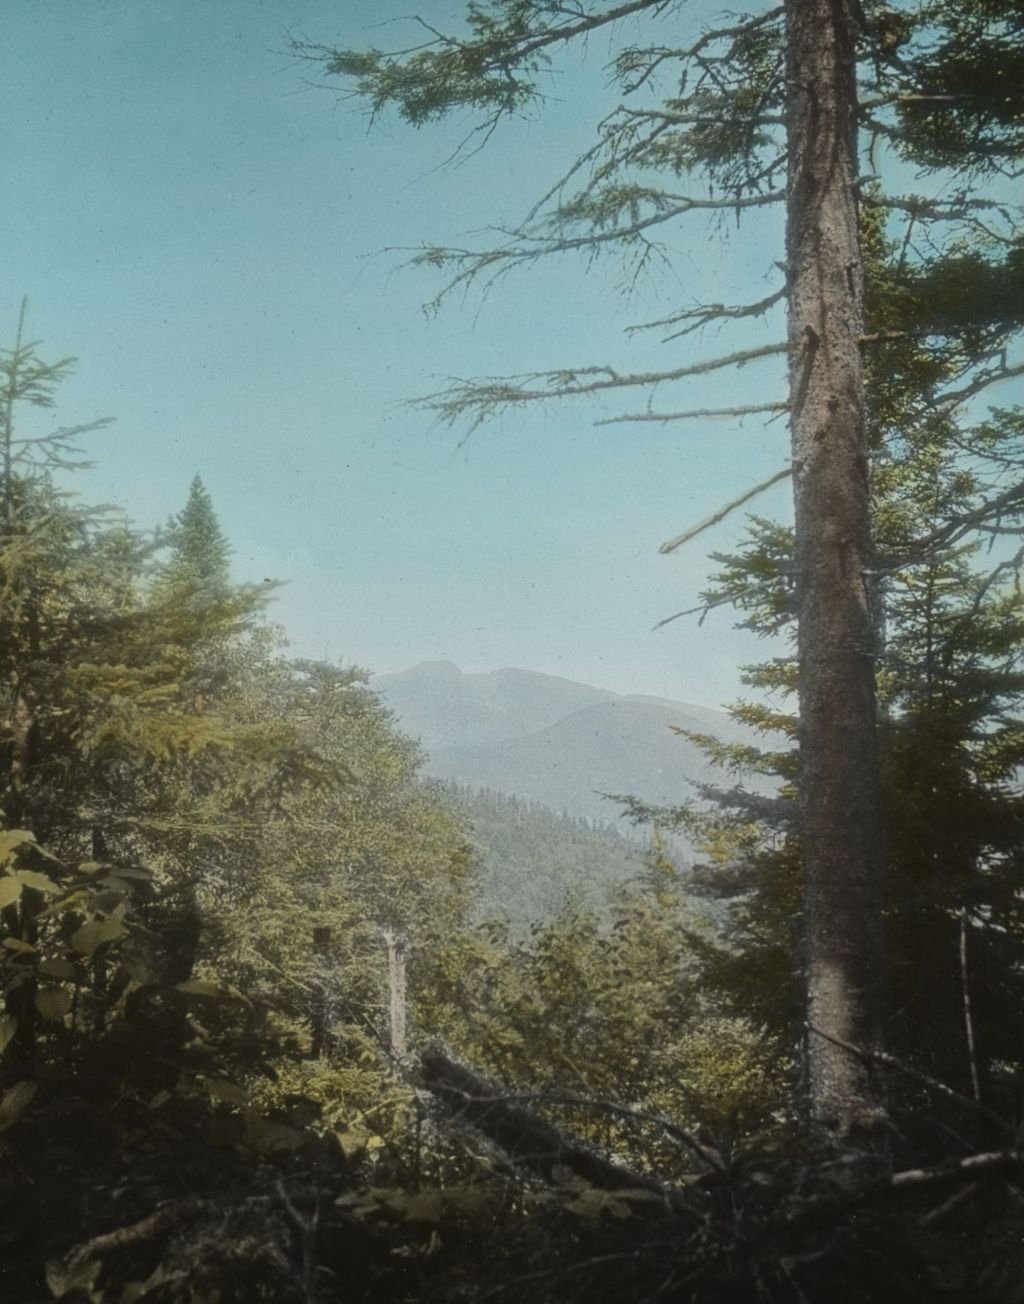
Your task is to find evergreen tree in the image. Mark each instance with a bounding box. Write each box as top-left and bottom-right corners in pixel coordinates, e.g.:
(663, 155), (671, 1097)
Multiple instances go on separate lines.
(299, 0), (1022, 1138)
(162, 474), (231, 592)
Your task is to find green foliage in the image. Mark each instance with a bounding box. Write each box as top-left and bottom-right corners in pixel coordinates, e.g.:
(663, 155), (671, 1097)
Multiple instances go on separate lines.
(444, 783), (648, 925)
(424, 848), (789, 1176)
(160, 474), (232, 593)
(0, 322), (488, 1298)
(893, 0), (1024, 172)
(2, 0), (1022, 1290)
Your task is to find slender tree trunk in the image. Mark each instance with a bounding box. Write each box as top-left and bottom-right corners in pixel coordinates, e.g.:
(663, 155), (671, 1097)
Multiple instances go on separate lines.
(959, 910), (981, 1103)
(383, 927), (407, 1059)
(786, 0), (886, 1138)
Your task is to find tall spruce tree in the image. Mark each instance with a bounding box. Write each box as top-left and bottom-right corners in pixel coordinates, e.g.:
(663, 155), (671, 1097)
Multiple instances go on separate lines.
(297, 0), (1021, 1137)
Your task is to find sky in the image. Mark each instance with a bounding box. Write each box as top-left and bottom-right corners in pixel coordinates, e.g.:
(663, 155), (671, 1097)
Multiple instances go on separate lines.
(2, 0), (795, 706)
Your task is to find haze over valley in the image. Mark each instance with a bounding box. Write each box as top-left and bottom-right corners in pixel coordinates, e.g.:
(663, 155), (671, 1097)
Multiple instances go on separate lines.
(372, 661), (772, 922)
(373, 660), (758, 826)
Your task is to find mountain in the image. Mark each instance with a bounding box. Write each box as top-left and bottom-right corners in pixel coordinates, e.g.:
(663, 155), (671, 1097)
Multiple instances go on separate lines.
(370, 660), (614, 750)
(373, 662), (764, 826)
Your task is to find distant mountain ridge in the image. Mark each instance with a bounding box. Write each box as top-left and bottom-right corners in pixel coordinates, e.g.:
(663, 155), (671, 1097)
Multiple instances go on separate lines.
(372, 662), (760, 826)
(371, 660), (615, 750)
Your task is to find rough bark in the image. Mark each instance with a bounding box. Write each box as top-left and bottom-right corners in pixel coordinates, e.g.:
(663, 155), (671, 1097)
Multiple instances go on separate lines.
(785, 0), (885, 1137)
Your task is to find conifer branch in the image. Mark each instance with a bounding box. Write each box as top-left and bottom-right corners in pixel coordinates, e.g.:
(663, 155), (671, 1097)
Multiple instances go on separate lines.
(419, 343), (787, 431)
(627, 288), (786, 341)
(597, 402), (787, 427)
(614, 6), (784, 92)
(410, 190), (785, 305)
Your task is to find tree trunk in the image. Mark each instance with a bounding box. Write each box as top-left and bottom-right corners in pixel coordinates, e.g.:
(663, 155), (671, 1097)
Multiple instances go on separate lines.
(383, 927), (407, 1058)
(785, 0), (885, 1138)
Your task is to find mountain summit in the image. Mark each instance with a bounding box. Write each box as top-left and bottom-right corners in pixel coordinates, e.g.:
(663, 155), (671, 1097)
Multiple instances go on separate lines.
(372, 663), (754, 825)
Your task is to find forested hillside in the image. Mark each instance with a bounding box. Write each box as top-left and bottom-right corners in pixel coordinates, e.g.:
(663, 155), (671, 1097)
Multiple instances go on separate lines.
(441, 784), (649, 923)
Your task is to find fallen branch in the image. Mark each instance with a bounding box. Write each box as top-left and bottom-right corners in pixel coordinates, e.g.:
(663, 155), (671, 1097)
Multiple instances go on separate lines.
(421, 1050), (673, 1196)
(46, 1200), (206, 1299)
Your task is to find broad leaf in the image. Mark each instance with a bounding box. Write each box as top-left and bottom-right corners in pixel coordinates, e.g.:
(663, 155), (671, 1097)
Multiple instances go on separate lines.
(0, 877), (24, 910)
(0, 1080), (37, 1133)
(35, 987), (73, 1022)
(70, 917), (128, 956)
(0, 1014), (17, 1055)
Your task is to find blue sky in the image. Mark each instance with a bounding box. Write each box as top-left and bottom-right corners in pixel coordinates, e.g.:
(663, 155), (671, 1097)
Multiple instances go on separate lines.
(2, 0), (794, 704)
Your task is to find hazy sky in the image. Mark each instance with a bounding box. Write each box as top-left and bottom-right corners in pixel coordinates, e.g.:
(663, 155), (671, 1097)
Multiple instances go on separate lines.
(3, 0), (794, 705)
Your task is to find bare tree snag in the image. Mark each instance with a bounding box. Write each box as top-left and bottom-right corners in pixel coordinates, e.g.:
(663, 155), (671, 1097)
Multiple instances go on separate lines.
(786, 0), (885, 1138)
(383, 927), (408, 1059)
(959, 910), (981, 1103)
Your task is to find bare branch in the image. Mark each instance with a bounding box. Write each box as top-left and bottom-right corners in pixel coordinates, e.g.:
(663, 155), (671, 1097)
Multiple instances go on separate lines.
(499, 1090), (727, 1174)
(895, 479), (1024, 559)
(413, 190), (785, 305)
(627, 287), (786, 341)
(938, 361), (1024, 410)
(807, 1025), (1014, 1135)
(419, 342), (787, 430)
(659, 467), (792, 554)
(421, 1050), (676, 1195)
(653, 590), (744, 630)
(597, 401), (787, 427)
(890, 1151), (1024, 1192)
(457, 0), (677, 68)
(616, 105), (786, 128)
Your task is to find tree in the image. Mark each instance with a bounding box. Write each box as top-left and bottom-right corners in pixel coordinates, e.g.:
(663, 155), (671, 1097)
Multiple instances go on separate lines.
(162, 474), (231, 593)
(292, 0), (1020, 1138)
(783, 0), (884, 1137)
